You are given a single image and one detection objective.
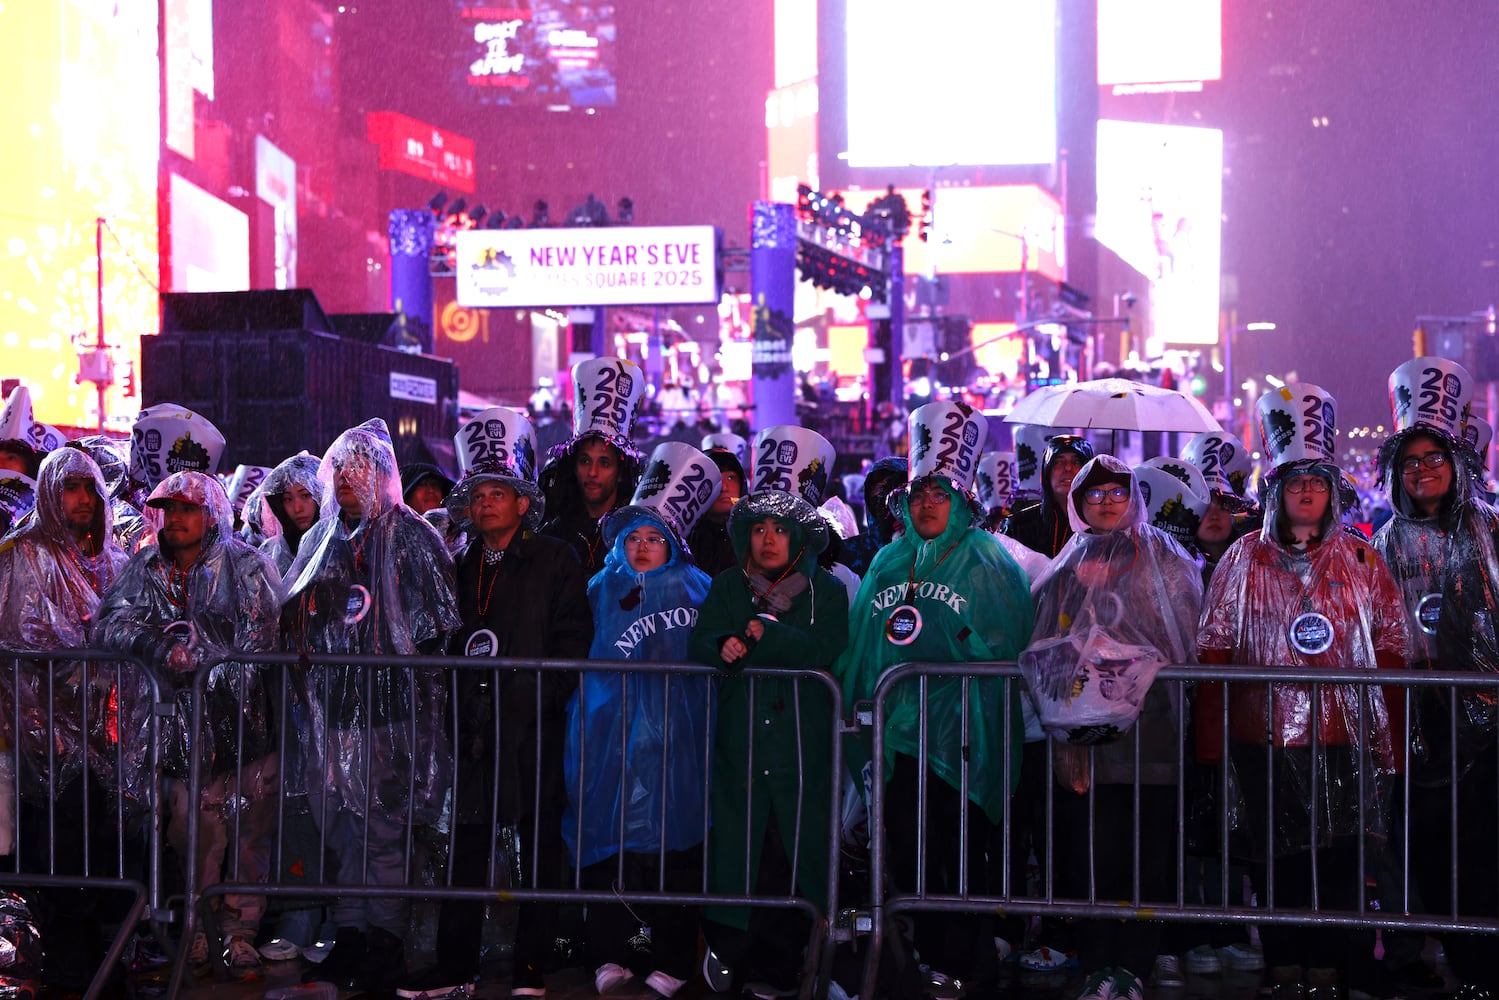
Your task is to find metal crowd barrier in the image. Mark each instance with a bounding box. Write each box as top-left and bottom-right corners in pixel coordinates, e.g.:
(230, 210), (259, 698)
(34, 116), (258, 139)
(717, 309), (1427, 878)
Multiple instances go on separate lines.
(858, 661), (1499, 1000)
(0, 648), (166, 1000)
(173, 652), (847, 1000)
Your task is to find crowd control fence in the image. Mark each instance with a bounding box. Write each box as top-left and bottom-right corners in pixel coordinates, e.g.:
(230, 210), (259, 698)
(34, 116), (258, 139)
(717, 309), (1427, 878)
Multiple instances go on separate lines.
(858, 661), (1499, 1000)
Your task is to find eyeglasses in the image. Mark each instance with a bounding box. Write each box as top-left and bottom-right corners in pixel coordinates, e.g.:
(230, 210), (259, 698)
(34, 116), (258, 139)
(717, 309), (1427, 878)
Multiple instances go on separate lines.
(1284, 476), (1329, 494)
(1083, 486), (1129, 505)
(624, 534), (668, 548)
(1399, 451), (1448, 474)
(909, 489), (950, 507)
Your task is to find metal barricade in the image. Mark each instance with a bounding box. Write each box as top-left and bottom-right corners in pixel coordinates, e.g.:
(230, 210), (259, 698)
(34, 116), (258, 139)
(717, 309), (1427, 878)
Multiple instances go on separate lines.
(0, 647), (167, 1000)
(858, 661), (1499, 999)
(174, 652), (847, 1000)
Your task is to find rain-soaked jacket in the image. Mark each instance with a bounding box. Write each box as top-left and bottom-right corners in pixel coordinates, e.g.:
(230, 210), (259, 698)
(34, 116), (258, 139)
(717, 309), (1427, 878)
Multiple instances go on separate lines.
(1028, 456), (1202, 785)
(280, 420), (461, 820)
(1004, 437), (1094, 558)
(838, 478), (1033, 823)
(1197, 461), (1407, 851)
(94, 472), (282, 793)
(562, 507), (714, 868)
(69, 436), (149, 554)
(0, 448), (128, 797)
(1372, 431), (1499, 781)
(256, 453), (324, 577)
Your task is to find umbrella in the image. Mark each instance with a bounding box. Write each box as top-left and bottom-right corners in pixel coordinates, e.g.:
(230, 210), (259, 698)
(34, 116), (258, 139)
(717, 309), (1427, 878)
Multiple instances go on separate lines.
(1005, 378), (1221, 434)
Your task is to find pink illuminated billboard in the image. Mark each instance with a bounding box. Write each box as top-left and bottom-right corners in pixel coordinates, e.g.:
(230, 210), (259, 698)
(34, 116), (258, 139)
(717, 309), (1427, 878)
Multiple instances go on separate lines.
(1094, 120), (1223, 346)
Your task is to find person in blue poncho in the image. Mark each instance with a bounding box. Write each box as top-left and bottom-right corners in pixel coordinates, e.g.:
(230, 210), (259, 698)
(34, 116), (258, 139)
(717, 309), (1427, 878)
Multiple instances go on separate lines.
(564, 443), (722, 999)
(836, 402), (1034, 999)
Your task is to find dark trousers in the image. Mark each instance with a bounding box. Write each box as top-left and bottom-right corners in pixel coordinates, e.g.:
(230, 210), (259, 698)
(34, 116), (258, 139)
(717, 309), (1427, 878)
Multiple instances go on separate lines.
(703, 807), (814, 993)
(580, 846), (703, 981)
(885, 753), (995, 984)
(1055, 782), (1179, 977)
(1409, 749), (1499, 989)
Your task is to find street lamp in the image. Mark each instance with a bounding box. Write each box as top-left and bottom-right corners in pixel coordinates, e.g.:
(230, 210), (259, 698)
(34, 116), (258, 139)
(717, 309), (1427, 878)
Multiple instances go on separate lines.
(1224, 321), (1276, 435)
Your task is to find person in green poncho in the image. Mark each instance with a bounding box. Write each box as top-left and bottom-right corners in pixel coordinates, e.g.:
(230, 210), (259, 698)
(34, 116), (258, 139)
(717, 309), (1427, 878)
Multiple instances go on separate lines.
(836, 401), (1034, 999)
(688, 488), (849, 998)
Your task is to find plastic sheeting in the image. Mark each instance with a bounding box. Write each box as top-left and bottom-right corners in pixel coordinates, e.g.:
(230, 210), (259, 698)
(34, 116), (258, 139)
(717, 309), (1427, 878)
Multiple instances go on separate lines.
(0, 448), (128, 797)
(562, 507), (715, 868)
(93, 472), (282, 799)
(1198, 462), (1407, 853)
(1026, 456), (1203, 783)
(280, 420), (460, 820)
(1372, 429), (1499, 780)
(256, 453), (324, 577)
(837, 477), (1033, 824)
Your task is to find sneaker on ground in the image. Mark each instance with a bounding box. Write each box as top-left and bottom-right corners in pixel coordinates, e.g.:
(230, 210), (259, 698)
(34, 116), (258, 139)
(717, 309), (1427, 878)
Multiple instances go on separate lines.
(1215, 943), (1266, 971)
(994, 937), (1016, 963)
(743, 983), (797, 1000)
(1184, 945), (1222, 975)
(258, 937), (300, 963)
(511, 962), (547, 998)
(1019, 947), (1075, 972)
(595, 963), (634, 994)
(645, 970), (687, 998)
(1150, 954), (1186, 989)
(703, 948), (734, 993)
(224, 936), (264, 981)
(1075, 966), (1144, 1000)
(924, 970), (968, 1000)
(396, 967), (475, 1000)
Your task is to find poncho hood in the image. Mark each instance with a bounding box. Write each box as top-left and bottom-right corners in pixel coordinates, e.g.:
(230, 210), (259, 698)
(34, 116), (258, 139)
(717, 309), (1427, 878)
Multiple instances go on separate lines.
(1065, 454), (1145, 535)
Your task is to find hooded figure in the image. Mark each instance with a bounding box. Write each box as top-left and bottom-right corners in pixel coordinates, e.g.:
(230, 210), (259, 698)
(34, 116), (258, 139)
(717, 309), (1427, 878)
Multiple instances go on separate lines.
(256, 453), (325, 576)
(840, 456), (909, 577)
(279, 418), (460, 991)
(686, 446), (746, 577)
(1003, 435), (1095, 557)
(0, 448), (128, 796)
(1020, 455), (1202, 983)
(564, 474), (718, 996)
(66, 435), (149, 553)
(92, 471), (283, 979)
(1370, 359), (1499, 996)
(1196, 457), (1407, 994)
(688, 490), (848, 995)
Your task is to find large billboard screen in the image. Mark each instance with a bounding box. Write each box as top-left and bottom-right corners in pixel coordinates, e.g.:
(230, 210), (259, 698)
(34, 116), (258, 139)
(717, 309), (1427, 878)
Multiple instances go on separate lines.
(0, 1), (159, 429)
(845, 0), (1056, 168)
(1095, 120), (1223, 346)
(1098, 0), (1221, 87)
(455, 2), (616, 110)
(455, 226), (719, 308)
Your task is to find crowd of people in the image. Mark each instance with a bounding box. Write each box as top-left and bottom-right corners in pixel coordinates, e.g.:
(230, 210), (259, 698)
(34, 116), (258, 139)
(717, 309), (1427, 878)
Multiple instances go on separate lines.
(0, 352), (1493, 1000)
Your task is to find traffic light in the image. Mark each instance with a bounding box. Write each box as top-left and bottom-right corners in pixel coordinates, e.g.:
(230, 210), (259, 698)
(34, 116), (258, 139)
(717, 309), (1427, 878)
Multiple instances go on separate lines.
(121, 360), (136, 398)
(1188, 373), (1207, 396)
(919, 189), (932, 243)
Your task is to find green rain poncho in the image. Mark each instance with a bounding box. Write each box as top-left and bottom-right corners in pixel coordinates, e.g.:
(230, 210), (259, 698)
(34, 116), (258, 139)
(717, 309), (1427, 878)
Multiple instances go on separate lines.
(837, 479), (1033, 823)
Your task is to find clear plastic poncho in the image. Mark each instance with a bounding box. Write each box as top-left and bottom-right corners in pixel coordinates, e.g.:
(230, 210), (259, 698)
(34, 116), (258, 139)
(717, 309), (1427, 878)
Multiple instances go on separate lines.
(1026, 456), (1203, 781)
(0, 448), (128, 797)
(1371, 430), (1499, 779)
(71, 435), (149, 553)
(837, 478), (1033, 824)
(256, 452), (325, 577)
(280, 420), (460, 821)
(1198, 461), (1407, 852)
(562, 507), (715, 868)
(93, 472), (282, 797)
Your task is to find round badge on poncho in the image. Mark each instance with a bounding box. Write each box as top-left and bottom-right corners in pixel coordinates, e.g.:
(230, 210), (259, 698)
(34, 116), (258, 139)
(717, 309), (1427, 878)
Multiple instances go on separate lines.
(1416, 593), (1442, 636)
(885, 604), (923, 646)
(344, 584), (371, 624)
(164, 620), (196, 645)
(1289, 611), (1334, 655)
(465, 628), (499, 657)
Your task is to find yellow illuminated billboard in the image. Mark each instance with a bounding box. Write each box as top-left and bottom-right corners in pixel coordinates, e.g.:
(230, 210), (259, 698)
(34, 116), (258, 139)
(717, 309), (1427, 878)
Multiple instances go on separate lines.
(0, 1), (160, 431)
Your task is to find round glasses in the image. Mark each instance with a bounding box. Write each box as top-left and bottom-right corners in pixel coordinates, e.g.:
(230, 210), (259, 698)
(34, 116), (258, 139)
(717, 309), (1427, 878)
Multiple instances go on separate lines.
(1083, 486), (1129, 505)
(1399, 451), (1448, 474)
(909, 489), (950, 507)
(1284, 476), (1329, 494)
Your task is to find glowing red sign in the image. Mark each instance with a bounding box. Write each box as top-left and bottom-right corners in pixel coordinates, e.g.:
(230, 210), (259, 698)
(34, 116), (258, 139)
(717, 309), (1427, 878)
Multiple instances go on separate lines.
(366, 111), (476, 193)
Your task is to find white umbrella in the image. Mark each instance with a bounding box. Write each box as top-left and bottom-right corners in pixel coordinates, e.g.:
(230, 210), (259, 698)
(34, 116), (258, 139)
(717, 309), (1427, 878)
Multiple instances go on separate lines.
(1005, 378), (1221, 433)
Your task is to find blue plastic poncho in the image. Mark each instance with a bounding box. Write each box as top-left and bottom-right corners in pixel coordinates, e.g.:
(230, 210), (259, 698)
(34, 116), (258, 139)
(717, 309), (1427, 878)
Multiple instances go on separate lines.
(562, 507), (715, 868)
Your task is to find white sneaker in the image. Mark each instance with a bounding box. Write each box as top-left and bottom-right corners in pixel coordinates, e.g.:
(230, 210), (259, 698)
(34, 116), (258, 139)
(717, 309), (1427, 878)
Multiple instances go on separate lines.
(258, 937), (300, 962)
(1150, 954), (1185, 989)
(1184, 945), (1223, 975)
(645, 970), (687, 997)
(1215, 944), (1266, 972)
(595, 963), (633, 994)
(224, 936), (264, 981)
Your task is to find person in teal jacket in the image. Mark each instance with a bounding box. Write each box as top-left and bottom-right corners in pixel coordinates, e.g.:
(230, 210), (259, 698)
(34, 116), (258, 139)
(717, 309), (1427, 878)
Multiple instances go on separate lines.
(688, 489), (849, 997)
(837, 403), (1033, 998)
